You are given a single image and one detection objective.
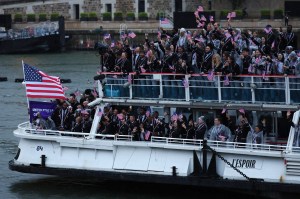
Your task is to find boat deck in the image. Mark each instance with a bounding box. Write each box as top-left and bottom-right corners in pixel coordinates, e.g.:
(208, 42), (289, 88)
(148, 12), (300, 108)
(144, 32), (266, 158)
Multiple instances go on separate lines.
(99, 73), (300, 111)
(16, 122), (300, 155)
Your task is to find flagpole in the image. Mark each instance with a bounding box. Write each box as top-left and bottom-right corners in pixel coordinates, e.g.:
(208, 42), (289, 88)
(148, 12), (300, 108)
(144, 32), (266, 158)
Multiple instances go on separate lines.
(22, 60), (32, 126)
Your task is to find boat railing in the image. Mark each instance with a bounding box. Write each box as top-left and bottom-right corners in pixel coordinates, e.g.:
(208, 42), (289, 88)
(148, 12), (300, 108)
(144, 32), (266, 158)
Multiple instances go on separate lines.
(151, 136), (202, 146)
(206, 140), (287, 152)
(17, 122), (296, 153)
(151, 136), (287, 152)
(100, 72), (300, 105)
(18, 122), (133, 141)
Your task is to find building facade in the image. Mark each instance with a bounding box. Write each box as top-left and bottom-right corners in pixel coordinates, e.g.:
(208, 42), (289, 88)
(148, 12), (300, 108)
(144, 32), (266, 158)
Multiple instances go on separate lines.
(0, 0), (298, 21)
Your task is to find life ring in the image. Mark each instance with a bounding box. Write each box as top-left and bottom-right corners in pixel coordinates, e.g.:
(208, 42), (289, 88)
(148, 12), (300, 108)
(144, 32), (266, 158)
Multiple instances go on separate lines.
(15, 78), (24, 82)
(0, 77), (8, 81)
(60, 79), (71, 83)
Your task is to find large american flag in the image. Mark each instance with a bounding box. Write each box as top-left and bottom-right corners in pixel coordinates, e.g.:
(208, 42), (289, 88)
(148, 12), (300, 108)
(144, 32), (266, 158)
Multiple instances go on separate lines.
(23, 63), (66, 99)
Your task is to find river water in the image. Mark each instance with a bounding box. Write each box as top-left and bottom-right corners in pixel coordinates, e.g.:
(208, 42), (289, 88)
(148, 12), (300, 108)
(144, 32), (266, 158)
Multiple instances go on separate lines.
(0, 51), (261, 199)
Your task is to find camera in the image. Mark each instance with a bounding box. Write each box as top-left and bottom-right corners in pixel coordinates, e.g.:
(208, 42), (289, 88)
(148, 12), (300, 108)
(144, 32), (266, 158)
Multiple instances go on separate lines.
(94, 42), (108, 55)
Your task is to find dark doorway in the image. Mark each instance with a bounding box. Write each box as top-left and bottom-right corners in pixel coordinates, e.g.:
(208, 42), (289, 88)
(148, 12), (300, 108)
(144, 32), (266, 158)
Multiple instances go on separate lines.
(74, 4), (79, 20)
(285, 1), (300, 17)
(106, 4), (112, 13)
(175, 0), (182, 12)
(0, 14), (12, 29)
(138, 0), (145, 13)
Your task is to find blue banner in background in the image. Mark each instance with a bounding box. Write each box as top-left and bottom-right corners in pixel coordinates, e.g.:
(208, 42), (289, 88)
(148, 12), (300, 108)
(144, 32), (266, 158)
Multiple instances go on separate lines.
(29, 101), (57, 122)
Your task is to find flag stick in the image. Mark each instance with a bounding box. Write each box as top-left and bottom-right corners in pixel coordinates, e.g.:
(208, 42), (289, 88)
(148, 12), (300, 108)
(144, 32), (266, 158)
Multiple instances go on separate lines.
(22, 60), (32, 125)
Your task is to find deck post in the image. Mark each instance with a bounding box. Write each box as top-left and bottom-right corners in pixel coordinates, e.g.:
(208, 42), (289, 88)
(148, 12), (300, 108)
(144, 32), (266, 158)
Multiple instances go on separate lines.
(202, 139), (208, 174)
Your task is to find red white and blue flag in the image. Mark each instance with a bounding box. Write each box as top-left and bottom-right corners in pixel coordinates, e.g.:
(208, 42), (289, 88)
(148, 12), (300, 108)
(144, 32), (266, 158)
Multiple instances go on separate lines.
(23, 62), (66, 99)
(207, 70), (214, 81)
(104, 33), (111, 40)
(227, 12), (236, 21)
(160, 18), (169, 24)
(223, 75), (230, 86)
(121, 32), (127, 39)
(200, 15), (207, 21)
(74, 88), (81, 97)
(128, 31), (136, 38)
(144, 130), (151, 140)
(182, 79), (189, 88)
(97, 107), (103, 117)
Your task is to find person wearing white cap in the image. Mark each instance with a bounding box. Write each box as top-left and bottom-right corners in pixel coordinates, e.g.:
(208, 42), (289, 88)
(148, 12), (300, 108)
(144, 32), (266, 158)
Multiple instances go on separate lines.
(177, 27), (188, 50)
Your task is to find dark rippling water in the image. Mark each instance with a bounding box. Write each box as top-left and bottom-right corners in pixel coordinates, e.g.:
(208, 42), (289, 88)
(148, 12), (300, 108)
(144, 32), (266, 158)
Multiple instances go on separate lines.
(0, 51), (269, 199)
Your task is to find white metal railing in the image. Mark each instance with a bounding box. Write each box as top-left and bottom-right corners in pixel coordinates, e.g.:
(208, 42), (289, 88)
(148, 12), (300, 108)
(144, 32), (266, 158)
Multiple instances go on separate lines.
(151, 136), (202, 146)
(151, 136), (287, 152)
(17, 122), (298, 153)
(101, 73), (300, 105)
(18, 122), (133, 141)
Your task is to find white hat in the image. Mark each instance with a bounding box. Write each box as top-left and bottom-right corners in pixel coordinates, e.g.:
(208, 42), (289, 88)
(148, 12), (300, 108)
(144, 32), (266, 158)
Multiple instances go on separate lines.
(180, 28), (186, 33)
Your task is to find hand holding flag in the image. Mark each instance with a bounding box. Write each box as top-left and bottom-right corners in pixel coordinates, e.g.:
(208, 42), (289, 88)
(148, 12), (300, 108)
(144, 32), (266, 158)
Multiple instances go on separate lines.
(221, 108), (227, 114)
(197, 6), (204, 12)
(197, 21), (205, 28)
(227, 12), (236, 21)
(200, 15), (207, 22)
(264, 25), (272, 34)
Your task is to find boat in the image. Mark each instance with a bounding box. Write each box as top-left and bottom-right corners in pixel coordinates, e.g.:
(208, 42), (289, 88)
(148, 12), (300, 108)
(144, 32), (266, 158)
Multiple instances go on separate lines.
(0, 16), (66, 54)
(9, 72), (300, 198)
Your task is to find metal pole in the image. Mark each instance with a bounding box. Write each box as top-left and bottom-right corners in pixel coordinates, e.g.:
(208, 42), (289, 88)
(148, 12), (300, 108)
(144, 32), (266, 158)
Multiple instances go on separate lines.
(202, 139), (207, 174)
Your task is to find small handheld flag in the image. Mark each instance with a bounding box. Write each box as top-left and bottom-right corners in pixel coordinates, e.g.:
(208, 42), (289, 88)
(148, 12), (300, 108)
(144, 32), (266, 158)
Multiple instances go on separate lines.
(104, 33), (111, 40)
(223, 75), (230, 86)
(128, 31), (136, 39)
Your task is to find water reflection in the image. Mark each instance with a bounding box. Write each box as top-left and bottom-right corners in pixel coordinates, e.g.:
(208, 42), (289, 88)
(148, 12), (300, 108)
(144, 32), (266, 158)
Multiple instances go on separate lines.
(10, 177), (254, 199)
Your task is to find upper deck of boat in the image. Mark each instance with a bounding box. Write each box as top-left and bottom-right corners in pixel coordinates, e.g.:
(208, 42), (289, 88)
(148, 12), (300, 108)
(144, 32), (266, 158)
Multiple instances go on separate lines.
(97, 72), (300, 112)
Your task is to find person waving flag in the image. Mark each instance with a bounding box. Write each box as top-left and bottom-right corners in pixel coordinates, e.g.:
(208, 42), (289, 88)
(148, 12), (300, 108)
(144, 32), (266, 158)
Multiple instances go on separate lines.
(22, 62), (66, 100)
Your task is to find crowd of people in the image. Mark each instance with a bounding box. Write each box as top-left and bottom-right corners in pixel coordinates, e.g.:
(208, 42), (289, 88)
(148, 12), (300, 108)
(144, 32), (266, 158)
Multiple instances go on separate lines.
(32, 15), (300, 146)
(32, 88), (279, 145)
(98, 21), (298, 81)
